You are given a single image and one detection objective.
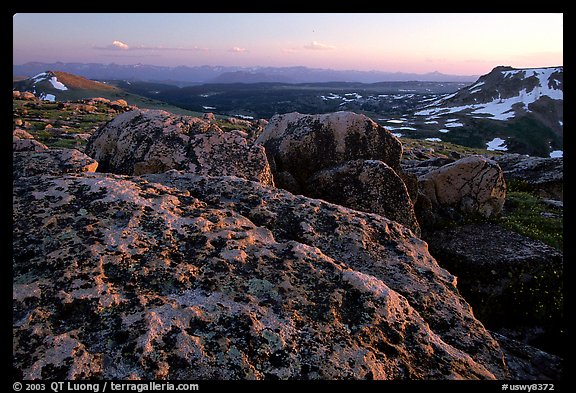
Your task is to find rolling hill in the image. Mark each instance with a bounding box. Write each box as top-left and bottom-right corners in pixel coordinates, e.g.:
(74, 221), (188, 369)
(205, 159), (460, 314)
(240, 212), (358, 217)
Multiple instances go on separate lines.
(13, 70), (120, 102)
(12, 71), (202, 116)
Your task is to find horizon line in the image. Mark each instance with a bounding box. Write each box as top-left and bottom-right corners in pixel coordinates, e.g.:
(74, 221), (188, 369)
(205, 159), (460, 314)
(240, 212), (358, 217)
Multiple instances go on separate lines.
(14, 60), (485, 77)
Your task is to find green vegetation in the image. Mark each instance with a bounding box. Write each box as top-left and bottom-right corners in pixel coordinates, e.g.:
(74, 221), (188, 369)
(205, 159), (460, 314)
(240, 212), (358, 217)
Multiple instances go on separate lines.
(400, 137), (505, 159)
(50, 139), (84, 149)
(496, 180), (563, 251)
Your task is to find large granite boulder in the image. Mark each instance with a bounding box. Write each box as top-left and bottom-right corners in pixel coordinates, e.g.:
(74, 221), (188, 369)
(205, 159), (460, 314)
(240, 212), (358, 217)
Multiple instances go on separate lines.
(85, 109), (274, 186)
(13, 166), (509, 379)
(255, 112), (420, 234)
(415, 155), (506, 226)
(255, 111), (403, 194)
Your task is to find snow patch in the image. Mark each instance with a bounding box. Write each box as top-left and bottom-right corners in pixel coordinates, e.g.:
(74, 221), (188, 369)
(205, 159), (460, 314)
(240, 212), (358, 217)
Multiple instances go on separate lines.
(416, 67), (562, 121)
(486, 137), (508, 151)
(425, 138), (442, 142)
(31, 72), (48, 83)
(49, 77), (68, 91)
(445, 122), (464, 128)
(549, 150), (563, 158)
(386, 126), (417, 131)
(40, 93), (56, 102)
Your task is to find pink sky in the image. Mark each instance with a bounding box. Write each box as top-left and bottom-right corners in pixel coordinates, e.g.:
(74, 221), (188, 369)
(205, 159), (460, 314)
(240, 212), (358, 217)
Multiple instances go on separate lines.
(13, 13), (563, 75)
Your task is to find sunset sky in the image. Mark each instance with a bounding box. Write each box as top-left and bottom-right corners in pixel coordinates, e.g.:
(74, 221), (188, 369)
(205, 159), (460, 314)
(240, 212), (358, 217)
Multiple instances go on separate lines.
(12, 13), (563, 76)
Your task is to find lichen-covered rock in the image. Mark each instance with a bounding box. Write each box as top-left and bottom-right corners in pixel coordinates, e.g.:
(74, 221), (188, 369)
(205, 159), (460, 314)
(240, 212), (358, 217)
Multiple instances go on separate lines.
(416, 155), (506, 225)
(306, 160), (420, 235)
(256, 111), (403, 193)
(85, 109), (273, 186)
(13, 167), (509, 380)
(13, 148), (98, 178)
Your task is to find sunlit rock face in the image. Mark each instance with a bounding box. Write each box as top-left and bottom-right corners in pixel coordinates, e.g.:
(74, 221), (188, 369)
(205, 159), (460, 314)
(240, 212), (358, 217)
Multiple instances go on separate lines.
(412, 155), (507, 227)
(13, 148), (98, 177)
(13, 164), (508, 379)
(85, 109), (274, 186)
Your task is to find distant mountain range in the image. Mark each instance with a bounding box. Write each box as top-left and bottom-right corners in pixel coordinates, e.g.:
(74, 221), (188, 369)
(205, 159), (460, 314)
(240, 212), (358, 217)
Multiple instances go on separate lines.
(13, 62), (479, 85)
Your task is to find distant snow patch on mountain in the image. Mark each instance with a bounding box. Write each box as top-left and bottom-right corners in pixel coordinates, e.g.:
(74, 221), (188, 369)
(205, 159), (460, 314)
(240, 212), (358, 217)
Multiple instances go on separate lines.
(49, 77), (68, 90)
(549, 150), (563, 158)
(39, 93), (56, 102)
(415, 66), (563, 122)
(29, 72), (68, 91)
(486, 137), (508, 151)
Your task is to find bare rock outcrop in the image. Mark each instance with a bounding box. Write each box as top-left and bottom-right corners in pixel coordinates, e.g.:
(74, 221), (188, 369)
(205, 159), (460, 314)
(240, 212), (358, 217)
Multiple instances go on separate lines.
(13, 165), (508, 379)
(85, 109), (273, 186)
(492, 154), (563, 200)
(13, 137), (48, 152)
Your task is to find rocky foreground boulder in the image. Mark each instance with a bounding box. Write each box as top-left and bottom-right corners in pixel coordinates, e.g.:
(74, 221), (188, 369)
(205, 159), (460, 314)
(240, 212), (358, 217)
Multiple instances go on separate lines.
(256, 112), (420, 234)
(13, 129), (48, 152)
(14, 160), (511, 379)
(305, 159), (420, 233)
(85, 109), (274, 186)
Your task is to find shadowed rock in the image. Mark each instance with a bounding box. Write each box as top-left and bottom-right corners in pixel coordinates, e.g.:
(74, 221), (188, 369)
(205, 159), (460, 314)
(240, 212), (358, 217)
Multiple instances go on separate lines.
(306, 160), (420, 234)
(424, 223), (563, 356)
(493, 154), (563, 200)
